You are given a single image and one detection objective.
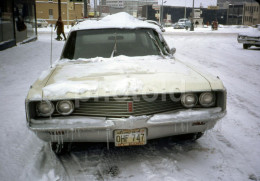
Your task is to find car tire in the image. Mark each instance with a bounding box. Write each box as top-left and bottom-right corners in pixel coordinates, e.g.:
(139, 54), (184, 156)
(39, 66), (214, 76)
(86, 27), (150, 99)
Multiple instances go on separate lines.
(51, 142), (71, 155)
(243, 44), (250, 49)
(173, 132), (204, 141)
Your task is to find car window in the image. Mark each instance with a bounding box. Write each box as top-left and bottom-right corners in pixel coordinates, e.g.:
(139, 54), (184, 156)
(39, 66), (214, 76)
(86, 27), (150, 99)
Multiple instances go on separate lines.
(61, 28), (162, 59)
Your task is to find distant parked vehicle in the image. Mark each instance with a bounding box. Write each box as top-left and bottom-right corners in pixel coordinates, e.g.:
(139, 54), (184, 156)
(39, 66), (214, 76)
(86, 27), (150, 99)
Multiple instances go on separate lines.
(164, 22), (172, 27)
(237, 24), (260, 49)
(36, 19), (48, 28)
(173, 18), (191, 29)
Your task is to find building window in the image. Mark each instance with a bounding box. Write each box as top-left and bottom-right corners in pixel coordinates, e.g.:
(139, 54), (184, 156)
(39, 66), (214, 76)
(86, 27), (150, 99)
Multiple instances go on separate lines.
(49, 9), (53, 19)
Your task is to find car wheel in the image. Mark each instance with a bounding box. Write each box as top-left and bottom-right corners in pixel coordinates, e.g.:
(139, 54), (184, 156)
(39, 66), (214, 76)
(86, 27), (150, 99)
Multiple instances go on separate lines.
(243, 44), (249, 49)
(51, 142), (71, 155)
(173, 132), (204, 141)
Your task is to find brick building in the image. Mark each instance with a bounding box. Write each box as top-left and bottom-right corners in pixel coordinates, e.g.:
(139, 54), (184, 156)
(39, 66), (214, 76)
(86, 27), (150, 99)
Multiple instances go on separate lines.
(243, 2), (260, 25)
(36, 0), (90, 25)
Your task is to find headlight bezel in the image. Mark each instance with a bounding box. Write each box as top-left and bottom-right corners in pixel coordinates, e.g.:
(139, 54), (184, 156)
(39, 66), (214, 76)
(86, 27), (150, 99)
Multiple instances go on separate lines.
(181, 93), (198, 108)
(56, 100), (75, 116)
(36, 101), (55, 117)
(199, 92), (216, 107)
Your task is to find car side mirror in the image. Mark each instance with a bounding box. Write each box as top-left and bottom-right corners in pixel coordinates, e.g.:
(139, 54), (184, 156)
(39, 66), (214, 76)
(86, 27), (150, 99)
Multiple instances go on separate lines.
(170, 47), (176, 55)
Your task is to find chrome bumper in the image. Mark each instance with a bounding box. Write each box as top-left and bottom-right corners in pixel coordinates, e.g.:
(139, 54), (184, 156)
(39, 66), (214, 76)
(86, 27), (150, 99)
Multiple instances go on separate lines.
(29, 107), (226, 142)
(237, 38), (260, 45)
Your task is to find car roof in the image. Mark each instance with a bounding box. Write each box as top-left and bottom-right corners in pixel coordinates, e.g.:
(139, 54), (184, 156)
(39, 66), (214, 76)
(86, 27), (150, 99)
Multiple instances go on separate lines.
(71, 12), (161, 33)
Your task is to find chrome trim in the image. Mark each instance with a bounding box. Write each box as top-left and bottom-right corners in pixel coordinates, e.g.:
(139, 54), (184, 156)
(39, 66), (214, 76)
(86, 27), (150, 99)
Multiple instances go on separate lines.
(71, 95), (183, 117)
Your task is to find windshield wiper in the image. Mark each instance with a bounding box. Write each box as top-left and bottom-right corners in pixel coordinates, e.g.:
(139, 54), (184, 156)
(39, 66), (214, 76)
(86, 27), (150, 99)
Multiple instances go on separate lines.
(111, 33), (117, 58)
(146, 31), (165, 58)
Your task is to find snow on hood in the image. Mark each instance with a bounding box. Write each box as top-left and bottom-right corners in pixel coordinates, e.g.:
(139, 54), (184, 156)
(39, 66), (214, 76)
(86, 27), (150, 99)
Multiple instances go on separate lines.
(238, 28), (260, 37)
(40, 56), (212, 99)
(71, 12), (161, 32)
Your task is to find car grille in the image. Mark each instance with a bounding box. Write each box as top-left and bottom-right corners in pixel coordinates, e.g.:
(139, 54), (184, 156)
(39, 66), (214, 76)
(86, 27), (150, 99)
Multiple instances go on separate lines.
(72, 94), (183, 118)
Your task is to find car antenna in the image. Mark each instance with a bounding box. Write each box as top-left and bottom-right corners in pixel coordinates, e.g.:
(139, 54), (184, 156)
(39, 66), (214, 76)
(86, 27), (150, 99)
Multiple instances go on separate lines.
(50, 24), (53, 68)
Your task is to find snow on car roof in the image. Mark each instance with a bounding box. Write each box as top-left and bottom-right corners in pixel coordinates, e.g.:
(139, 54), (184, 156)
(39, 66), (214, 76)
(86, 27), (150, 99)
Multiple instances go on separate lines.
(71, 12), (161, 32)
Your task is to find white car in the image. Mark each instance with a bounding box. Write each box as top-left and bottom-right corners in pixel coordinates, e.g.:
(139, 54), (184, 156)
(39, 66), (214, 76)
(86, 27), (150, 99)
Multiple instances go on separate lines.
(26, 13), (226, 154)
(173, 18), (191, 29)
(237, 25), (260, 49)
(36, 19), (48, 28)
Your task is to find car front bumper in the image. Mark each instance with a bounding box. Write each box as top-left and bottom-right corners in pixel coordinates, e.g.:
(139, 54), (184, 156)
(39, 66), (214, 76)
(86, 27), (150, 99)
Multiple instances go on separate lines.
(28, 107), (226, 143)
(237, 37), (260, 45)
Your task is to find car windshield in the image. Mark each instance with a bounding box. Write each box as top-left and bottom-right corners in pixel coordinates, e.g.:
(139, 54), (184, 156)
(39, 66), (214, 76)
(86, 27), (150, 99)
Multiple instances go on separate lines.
(61, 28), (164, 59)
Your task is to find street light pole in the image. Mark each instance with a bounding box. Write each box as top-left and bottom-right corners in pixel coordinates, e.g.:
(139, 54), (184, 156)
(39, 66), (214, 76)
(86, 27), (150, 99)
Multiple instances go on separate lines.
(94, 0), (97, 18)
(161, 0), (166, 25)
(84, 0), (88, 18)
(190, 0), (195, 31)
(58, 0), (61, 19)
(184, 0), (186, 19)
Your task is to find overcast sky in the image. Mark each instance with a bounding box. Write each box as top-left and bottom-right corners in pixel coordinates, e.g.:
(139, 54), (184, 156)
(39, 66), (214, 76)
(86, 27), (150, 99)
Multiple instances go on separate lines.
(158, 0), (217, 8)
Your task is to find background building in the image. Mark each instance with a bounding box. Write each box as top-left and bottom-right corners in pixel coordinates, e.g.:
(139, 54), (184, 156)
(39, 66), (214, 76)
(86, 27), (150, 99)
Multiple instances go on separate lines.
(227, 3), (244, 25)
(106, 0), (157, 17)
(243, 2), (260, 25)
(36, 0), (91, 25)
(0, 0), (37, 51)
(218, 0), (259, 25)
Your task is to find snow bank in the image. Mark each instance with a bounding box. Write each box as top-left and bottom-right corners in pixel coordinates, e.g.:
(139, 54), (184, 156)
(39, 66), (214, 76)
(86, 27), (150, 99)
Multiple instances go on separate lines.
(165, 25), (259, 34)
(71, 12), (161, 32)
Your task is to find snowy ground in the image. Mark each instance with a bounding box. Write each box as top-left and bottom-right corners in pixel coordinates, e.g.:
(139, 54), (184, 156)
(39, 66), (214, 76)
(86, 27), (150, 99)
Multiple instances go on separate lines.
(0, 26), (260, 181)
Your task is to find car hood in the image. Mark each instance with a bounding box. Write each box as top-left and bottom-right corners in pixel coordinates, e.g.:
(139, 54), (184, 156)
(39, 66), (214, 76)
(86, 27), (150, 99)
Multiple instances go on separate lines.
(27, 56), (224, 100)
(238, 30), (260, 37)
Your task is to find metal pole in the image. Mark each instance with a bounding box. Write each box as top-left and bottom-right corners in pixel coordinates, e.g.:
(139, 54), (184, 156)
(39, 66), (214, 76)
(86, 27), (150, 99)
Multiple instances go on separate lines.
(58, 0), (61, 19)
(145, 0), (148, 19)
(190, 0), (194, 31)
(84, 0), (88, 18)
(94, 0), (97, 18)
(50, 25), (53, 68)
(99, 0), (102, 17)
(161, 0), (164, 25)
(67, 1), (69, 26)
(184, 0), (186, 18)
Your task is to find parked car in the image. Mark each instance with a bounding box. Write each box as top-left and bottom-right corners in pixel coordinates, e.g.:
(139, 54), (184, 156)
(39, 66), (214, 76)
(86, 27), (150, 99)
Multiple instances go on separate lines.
(146, 20), (165, 32)
(26, 12), (226, 154)
(36, 19), (48, 28)
(237, 25), (260, 49)
(173, 18), (191, 29)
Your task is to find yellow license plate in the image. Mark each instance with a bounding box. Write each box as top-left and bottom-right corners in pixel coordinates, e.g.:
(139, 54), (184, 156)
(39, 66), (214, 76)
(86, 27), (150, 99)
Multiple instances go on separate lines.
(114, 128), (147, 147)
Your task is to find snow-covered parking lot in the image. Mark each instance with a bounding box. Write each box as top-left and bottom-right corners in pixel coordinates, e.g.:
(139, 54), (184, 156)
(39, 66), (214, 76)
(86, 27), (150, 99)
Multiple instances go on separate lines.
(0, 27), (260, 181)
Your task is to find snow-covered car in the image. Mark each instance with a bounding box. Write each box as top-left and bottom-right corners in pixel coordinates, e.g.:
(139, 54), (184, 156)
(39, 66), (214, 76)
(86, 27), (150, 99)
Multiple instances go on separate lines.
(237, 25), (260, 49)
(25, 13), (226, 153)
(36, 19), (48, 28)
(173, 18), (191, 29)
(146, 20), (165, 32)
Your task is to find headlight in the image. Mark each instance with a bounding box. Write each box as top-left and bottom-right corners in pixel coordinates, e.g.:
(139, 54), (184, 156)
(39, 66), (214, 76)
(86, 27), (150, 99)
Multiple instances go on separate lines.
(36, 101), (54, 117)
(56, 100), (74, 115)
(199, 92), (215, 107)
(181, 93), (198, 108)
